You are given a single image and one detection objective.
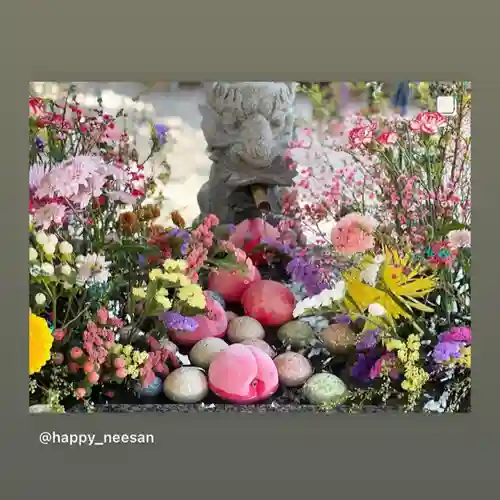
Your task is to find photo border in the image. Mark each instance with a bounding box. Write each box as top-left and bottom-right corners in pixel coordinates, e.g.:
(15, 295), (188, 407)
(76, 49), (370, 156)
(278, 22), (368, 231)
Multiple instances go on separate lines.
(1, 1), (495, 498)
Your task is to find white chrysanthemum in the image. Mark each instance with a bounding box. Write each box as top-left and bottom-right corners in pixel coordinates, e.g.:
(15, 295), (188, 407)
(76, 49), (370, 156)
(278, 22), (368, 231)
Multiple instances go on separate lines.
(40, 262), (55, 276)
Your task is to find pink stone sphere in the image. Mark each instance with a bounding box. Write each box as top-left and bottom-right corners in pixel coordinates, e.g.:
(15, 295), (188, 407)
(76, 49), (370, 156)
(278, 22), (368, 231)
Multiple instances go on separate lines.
(169, 292), (228, 346)
(241, 280), (296, 327)
(208, 344), (279, 404)
(207, 268), (261, 303)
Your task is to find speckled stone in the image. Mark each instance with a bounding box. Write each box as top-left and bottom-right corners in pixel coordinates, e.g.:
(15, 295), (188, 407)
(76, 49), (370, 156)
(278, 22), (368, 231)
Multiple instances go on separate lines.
(227, 316), (265, 343)
(277, 320), (315, 348)
(319, 323), (357, 354)
(189, 337), (229, 369)
(274, 352), (313, 387)
(163, 367), (209, 403)
(240, 338), (276, 358)
(302, 373), (348, 405)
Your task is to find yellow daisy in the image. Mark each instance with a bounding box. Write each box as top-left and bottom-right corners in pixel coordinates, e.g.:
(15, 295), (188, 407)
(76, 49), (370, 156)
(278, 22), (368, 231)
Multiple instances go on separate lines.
(29, 313), (54, 375)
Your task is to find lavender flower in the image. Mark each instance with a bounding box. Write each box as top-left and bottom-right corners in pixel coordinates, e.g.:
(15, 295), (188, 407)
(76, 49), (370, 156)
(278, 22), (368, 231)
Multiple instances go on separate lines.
(161, 312), (198, 332)
(432, 341), (464, 363)
(286, 256), (327, 296)
(351, 351), (379, 382)
(356, 329), (380, 352)
(35, 136), (45, 150)
(153, 124), (169, 145)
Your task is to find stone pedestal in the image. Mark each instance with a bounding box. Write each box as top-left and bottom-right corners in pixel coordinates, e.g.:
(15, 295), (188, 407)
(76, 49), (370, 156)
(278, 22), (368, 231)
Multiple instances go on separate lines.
(196, 82), (298, 224)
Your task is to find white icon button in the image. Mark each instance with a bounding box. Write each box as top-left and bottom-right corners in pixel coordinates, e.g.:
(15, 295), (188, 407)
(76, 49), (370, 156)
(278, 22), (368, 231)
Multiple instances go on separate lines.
(436, 95), (456, 116)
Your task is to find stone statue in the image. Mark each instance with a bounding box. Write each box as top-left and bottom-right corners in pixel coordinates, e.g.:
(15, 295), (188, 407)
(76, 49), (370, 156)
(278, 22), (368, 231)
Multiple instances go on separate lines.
(197, 82), (297, 225)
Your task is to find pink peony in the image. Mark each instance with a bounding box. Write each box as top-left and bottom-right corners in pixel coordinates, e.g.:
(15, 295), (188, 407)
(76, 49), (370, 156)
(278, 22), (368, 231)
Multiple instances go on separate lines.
(168, 292), (228, 346)
(208, 267), (261, 303)
(330, 213), (376, 255)
(241, 280), (295, 327)
(208, 344), (279, 403)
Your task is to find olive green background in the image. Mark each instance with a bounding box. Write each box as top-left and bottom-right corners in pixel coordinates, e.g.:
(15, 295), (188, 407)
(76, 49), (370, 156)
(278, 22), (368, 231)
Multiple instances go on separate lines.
(0, 0), (496, 498)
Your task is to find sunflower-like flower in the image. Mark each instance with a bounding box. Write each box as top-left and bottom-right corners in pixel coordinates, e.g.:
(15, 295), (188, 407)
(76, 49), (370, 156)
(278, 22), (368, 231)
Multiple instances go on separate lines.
(29, 313), (54, 375)
(343, 248), (436, 321)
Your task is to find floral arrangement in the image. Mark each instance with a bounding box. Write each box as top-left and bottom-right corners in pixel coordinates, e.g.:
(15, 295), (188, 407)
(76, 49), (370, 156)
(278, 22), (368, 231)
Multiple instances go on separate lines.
(279, 81), (471, 412)
(28, 86), (250, 412)
(29, 82), (471, 414)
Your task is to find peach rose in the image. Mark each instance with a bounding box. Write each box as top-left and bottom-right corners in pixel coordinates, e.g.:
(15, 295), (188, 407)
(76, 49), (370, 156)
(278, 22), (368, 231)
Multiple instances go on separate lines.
(331, 213), (376, 255)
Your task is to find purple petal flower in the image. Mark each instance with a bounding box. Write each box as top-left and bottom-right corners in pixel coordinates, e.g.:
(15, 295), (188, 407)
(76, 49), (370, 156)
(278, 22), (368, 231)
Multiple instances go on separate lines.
(153, 124), (169, 145)
(432, 341), (465, 363)
(161, 312), (198, 332)
(356, 329), (379, 351)
(285, 256), (327, 296)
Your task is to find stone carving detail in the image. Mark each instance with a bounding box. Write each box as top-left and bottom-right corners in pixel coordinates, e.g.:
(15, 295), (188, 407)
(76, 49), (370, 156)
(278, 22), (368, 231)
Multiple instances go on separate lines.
(197, 82), (297, 224)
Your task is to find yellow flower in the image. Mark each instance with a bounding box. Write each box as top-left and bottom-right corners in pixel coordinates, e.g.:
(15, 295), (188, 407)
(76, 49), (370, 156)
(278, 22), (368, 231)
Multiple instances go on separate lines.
(122, 345), (133, 356)
(344, 248), (436, 321)
(132, 287), (147, 299)
(177, 284), (206, 309)
(155, 294), (172, 310)
(163, 259), (187, 272)
(149, 269), (164, 281)
(29, 313), (54, 375)
(385, 339), (404, 351)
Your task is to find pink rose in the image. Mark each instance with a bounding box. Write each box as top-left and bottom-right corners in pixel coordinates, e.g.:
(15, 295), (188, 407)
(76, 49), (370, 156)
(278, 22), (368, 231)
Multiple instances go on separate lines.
(409, 111), (447, 135)
(331, 213), (376, 255)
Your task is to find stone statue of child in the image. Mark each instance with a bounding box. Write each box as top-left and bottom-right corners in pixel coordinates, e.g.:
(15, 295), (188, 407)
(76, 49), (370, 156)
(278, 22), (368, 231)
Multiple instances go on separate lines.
(196, 82), (298, 225)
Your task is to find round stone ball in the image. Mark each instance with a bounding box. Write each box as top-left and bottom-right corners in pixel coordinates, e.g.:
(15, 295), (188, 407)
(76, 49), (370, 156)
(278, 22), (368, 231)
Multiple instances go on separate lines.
(189, 337), (229, 370)
(135, 376), (163, 398)
(277, 320), (315, 348)
(319, 323), (357, 354)
(274, 352), (313, 387)
(241, 338), (276, 358)
(163, 367), (209, 403)
(227, 316), (265, 343)
(302, 373), (348, 406)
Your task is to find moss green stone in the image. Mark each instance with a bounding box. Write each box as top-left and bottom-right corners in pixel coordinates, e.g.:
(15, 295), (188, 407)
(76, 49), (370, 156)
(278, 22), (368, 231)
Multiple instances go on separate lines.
(277, 320), (314, 348)
(302, 373), (348, 405)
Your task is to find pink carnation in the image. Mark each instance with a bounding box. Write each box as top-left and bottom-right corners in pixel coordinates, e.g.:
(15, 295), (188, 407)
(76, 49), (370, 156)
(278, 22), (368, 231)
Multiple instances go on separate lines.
(331, 213), (376, 255)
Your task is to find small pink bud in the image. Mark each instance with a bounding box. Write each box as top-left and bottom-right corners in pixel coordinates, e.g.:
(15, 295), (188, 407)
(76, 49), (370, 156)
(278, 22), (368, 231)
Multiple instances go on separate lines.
(75, 387), (87, 399)
(53, 329), (66, 341)
(83, 361), (94, 374)
(70, 347), (83, 360)
(96, 307), (109, 325)
(113, 357), (125, 369)
(87, 371), (99, 384)
(115, 368), (127, 379)
(68, 362), (80, 374)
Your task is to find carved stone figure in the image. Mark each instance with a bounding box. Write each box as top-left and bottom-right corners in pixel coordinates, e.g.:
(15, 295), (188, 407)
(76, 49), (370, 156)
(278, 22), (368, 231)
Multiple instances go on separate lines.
(197, 82), (297, 225)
